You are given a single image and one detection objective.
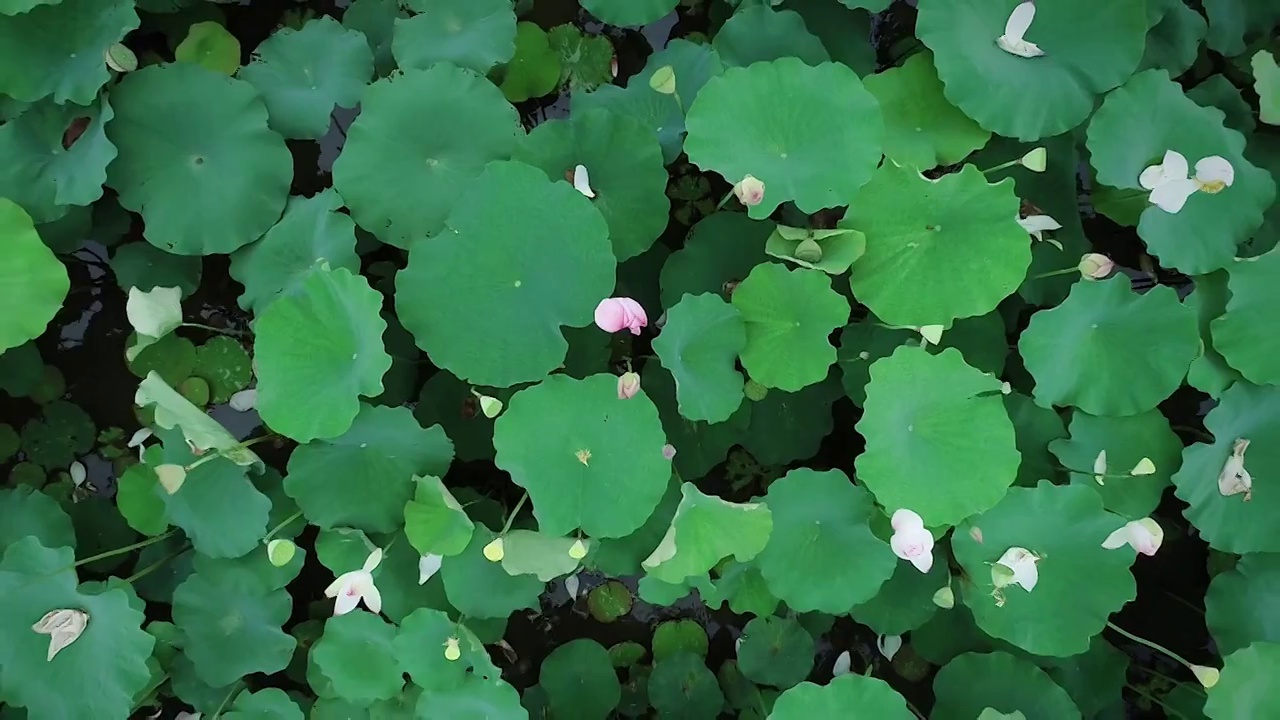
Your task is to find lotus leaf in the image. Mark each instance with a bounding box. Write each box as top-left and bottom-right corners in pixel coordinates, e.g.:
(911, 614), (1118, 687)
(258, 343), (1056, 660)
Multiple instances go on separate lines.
(392, 0), (515, 75)
(0, 0), (139, 105)
(0, 200), (68, 352)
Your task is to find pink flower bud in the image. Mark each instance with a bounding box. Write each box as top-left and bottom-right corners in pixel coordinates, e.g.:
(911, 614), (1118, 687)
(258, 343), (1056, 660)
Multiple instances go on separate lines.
(733, 175), (765, 207)
(617, 371), (641, 399)
(661, 444), (677, 461)
(594, 297), (648, 335)
(1078, 253), (1115, 280)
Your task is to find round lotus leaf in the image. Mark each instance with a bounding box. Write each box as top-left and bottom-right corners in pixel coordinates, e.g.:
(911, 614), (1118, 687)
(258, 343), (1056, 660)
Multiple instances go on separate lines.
(1141, 0), (1208, 77)
(106, 64), (292, 256)
(862, 51), (990, 169)
(856, 346), (1018, 525)
(499, 530), (583, 581)
(396, 161), (613, 387)
(392, 0), (515, 74)
(223, 689), (303, 720)
(589, 478), (680, 577)
(1173, 383), (1280, 553)
(740, 370), (840, 466)
(732, 264), (848, 392)
(0, 424), (17, 464)
(1186, 271), (1242, 397)
(0, 341), (42, 397)
(548, 24), (614, 92)
(772, 674), (914, 719)
(918, 0), (1145, 141)
(849, 556), (949, 635)
(756, 468), (896, 613)
(540, 639), (621, 720)
(782, 0), (876, 75)
(111, 242), (202, 299)
(0, 97), (114, 225)
(737, 615), (814, 689)
(116, 463), (169, 537)
(0, 0), (139, 104)
(1205, 643), (1280, 719)
(649, 652), (723, 718)
(1087, 70), (1276, 274)
(237, 17), (373, 140)
(588, 580), (634, 623)
(0, 200), (67, 353)
(0, 539), (155, 720)
(641, 482), (772, 584)
(713, 5), (829, 68)
(284, 404), (453, 532)
(580, 0), (678, 26)
(1004, 393), (1068, 487)
(1048, 410), (1180, 519)
(643, 364), (749, 480)
(1018, 276), (1199, 416)
(254, 266), (391, 442)
(333, 65), (522, 249)
(414, 371), (516, 463)
(933, 652), (1081, 720)
(312, 612), (404, 704)
(342, 0), (403, 76)
(1211, 251), (1280, 386)
(499, 21), (561, 103)
(1206, 554), (1280, 655)
(175, 21), (240, 75)
(953, 484), (1136, 657)
(515, 107), (669, 261)
(394, 608), (499, 692)
(417, 676), (526, 719)
(843, 163), (1029, 326)
(192, 336), (251, 404)
(173, 570), (296, 687)
(179, 376), (210, 406)
(685, 58), (882, 219)
(20, 400), (94, 470)
(494, 374), (669, 537)
(660, 212), (773, 307)
(653, 293), (747, 423)
(0, 486), (73, 552)
(441, 527), (544, 619)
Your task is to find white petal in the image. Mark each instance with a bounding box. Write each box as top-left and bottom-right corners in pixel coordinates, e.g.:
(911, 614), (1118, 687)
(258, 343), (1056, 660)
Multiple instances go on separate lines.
(362, 548), (384, 574)
(228, 388), (257, 412)
(69, 461), (86, 487)
(832, 650), (852, 678)
(997, 37), (1044, 58)
(1018, 214), (1061, 235)
(363, 582), (383, 615)
(418, 554), (443, 585)
(1101, 526), (1131, 550)
(1014, 559), (1039, 591)
(332, 585), (361, 616)
(1139, 164), (1166, 190)
(126, 428), (153, 448)
(876, 634), (903, 662)
(573, 164), (596, 198)
(126, 286), (183, 341)
(1133, 518), (1164, 555)
(1194, 156), (1234, 187)
(1003, 1), (1036, 42)
(1150, 178), (1198, 213)
(908, 552), (934, 573)
(890, 508), (925, 532)
(1162, 149), (1189, 180)
(324, 575), (350, 599)
(564, 574), (581, 599)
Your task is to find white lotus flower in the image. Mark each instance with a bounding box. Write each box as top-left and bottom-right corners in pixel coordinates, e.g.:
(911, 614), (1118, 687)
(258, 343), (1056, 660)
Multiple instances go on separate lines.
(32, 608), (89, 661)
(324, 548), (383, 616)
(228, 388), (257, 412)
(832, 650), (852, 677)
(1218, 438), (1252, 501)
(876, 634), (903, 661)
(1018, 214), (1062, 247)
(889, 509), (935, 573)
(573, 164), (596, 198)
(993, 546), (1040, 592)
(1102, 518), (1163, 556)
(1139, 150), (1235, 214)
(996, 2), (1044, 58)
(418, 553), (442, 585)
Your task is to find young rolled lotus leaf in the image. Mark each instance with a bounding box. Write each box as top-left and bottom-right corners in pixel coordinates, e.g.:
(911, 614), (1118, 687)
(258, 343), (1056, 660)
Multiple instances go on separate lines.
(404, 475), (475, 558)
(641, 483), (772, 584)
(1087, 70), (1276, 274)
(849, 555), (950, 636)
(764, 225), (866, 275)
(1204, 642), (1280, 718)
(540, 639), (622, 720)
(1211, 250), (1280, 386)
(135, 372), (263, 468)
(333, 64), (522, 249)
(660, 212), (773, 308)
(1018, 275), (1199, 416)
(394, 608), (499, 692)
(221, 688), (303, 720)
(238, 16), (374, 140)
(932, 652), (1082, 720)
(440, 528), (544, 619)
(310, 612), (405, 704)
(0, 0), (139, 104)
(396, 161), (614, 387)
(1206, 554), (1280, 655)
(175, 21), (241, 76)
(1172, 383), (1280, 553)
(0, 96), (115, 224)
(953, 484), (1137, 657)
(392, 0), (515, 75)
(652, 293), (747, 423)
(514, 107), (669, 261)
(494, 374), (669, 538)
(0, 485), (74, 553)
(498, 22), (561, 103)
(862, 51), (991, 169)
(0, 199), (68, 353)
(857, 346), (1019, 526)
(648, 653), (724, 718)
(713, 5), (830, 68)
(685, 58), (883, 220)
(732, 264), (848, 392)
(737, 615), (815, 689)
(772, 674), (914, 719)
(1140, 0), (1208, 78)
(283, 404), (453, 532)
(755, 468), (897, 612)
(1048, 410), (1182, 519)
(0, 538), (155, 719)
(579, 0), (679, 26)
(843, 163), (1030, 327)
(499, 530), (583, 581)
(254, 266), (391, 442)
(917, 0), (1146, 141)
(172, 567), (296, 687)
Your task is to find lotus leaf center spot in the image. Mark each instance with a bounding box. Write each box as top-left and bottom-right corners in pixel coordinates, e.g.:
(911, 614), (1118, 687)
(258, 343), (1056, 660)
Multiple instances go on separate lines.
(514, 280), (522, 288)
(576, 449), (591, 466)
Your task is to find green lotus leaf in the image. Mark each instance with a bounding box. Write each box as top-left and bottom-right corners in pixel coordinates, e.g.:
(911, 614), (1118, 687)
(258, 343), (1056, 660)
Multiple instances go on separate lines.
(862, 51), (990, 169)
(0, 539), (154, 720)
(771, 674), (914, 719)
(780, 0), (876, 75)
(756, 468), (896, 612)
(115, 463), (169, 536)
(918, 0), (1145, 141)
(343, 0), (404, 76)
(111, 242), (202, 299)
(0, 200), (67, 353)
(395, 609), (499, 692)
(648, 652), (723, 717)
(0, 0), (57, 14)
(499, 530), (582, 581)
(441, 527), (544, 619)
(1206, 554), (1280, 655)
(580, 0), (678, 26)
(494, 374), (669, 537)
(837, 0), (890, 9)
(1037, 636), (1129, 719)
(0, 341), (42, 397)
(1212, 250), (1280, 386)
(1184, 273), (1243, 397)
(732, 264), (848, 391)
(685, 58), (882, 219)
(1048, 410), (1181, 519)
(0, 97), (114, 224)
(849, 557), (949, 635)
(1206, 643), (1280, 719)
(643, 364), (748, 480)
(857, 346), (1018, 525)
(1018, 276), (1199, 416)
(737, 615), (814, 689)
(0, 0), (139, 104)
(135, 372), (262, 468)
(0, 486), (74, 552)
(713, 5), (829, 67)
(764, 226), (866, 275)
(1257, 51), (1280, 125)
(284, 404), (453, 532)
(660, 213), (773, 307)
(1086, 70), (1276, 274)
(1003, 393), (1066, 487)
(932, 652), (1081, 720)
(404, 476), (475, 558)
(188, 339), (247, 406)
(843, 163), (1029, 326)
(515, 108), (668, 261)
(1203, 0), (1280, 57)
(414, 371), (515, 463)
(1140, 0), (1207, 78)
(1172, 383), (1280, 553)
(333, 65), (522, 249)
(540, 639), (621, 720)
(740, 369), (841, 466)
(587, 477), (679, 577)
(547, 24), (614, 93)
(311, 612), (405, 704)
(392, 0), (515, 74)
(417, 676), (526, 719)
(641, 483), (772, 584)
(254, 266), (391, 442)
(1189, 74), (1255, 138)
(176, 21), (240, 75)
(652, 293), (747, 422)
(499, 22), (561, 103)
(589, 580), (636, 623)
(173, 568), (296, 687)
(953, 484), (1136, 657)
(396, 161), (613, 387)
(223, 688), (303, 720)
(702, 559), (780, 617)
(20, 399), (94, 470)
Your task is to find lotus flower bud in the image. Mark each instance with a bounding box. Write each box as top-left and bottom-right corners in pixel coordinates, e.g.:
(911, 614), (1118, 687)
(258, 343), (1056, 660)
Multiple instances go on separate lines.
(568, 539), (588, 559)
(155, 464), (187, 495)
(1078, 253), (1115, 280)
(483, 537), (505, 562)
(661, 444), (677, 461)
(794, 238), (823, 263)
(1020, 147), (1047, 172)
(594, 297), (648, 335)
(267, 539), (296, 567)
(1191, 664), (1220, 688)
(733, 175), (765, 207)
(477, 394), (503, 419)
(617, 372), (641, 400)
(444, 636), (462, 661)
(744, 379), (769, 401)
(649, 65), (676, 95)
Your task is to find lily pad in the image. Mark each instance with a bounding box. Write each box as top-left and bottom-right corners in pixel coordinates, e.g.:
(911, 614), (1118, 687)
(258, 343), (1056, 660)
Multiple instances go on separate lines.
(224, 689), (303, 720)
(660, 212), (773, 308)
(771, 675), (914, 719)
(440, 528), (545, 619)
(580, 0), (678, 26)
(849, 558), (950, 635)
(392, 0), (515, 74)
(1141, 0), (1207, 77)
(643, 364), (749, 481)
(311, 612), (404, 704)
(641, 483), (772, 584)
(175, 21), (240, 75)
(1048, 410), (1181, 519)
(732, 263), (848, 391)
(172, 568), (296, 687)
(498, 22), (561, 103)
(653, 292), (747, 422)
(0, 97), (115, 225)
(1212, 250), (1280, 386)
(0, 0), (139, 105)
(417, 676), (526, 718)
(713, 5), (829, 68)
(932, 652), (1081, 720)
(0, 200), (67, 353)
(19, 399), (94, 470)
(740, 370), (841, 466)
(192, 336), (252, 404)
(548, 24), (614, 92)
(111, 243), (203, 299)
(0, 486), (74, 552)
(395, 609), (499, 692)
(737, 615), (814, 689)
(540, 640), (621, 720)
(404, 476), (475, 558)
(1205, 643), (1280, 719)
(648, 652), (724, 718)
(1187, 271), (1243, 398)
(1206, 554), (1280, 655)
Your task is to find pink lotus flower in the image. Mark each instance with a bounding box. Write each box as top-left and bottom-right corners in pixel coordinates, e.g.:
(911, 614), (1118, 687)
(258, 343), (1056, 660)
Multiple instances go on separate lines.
(889, 509), (934, 573)
(618, 371), (641, 399)
(662, 444), (677, 461)
(594, 297), (648, 335)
